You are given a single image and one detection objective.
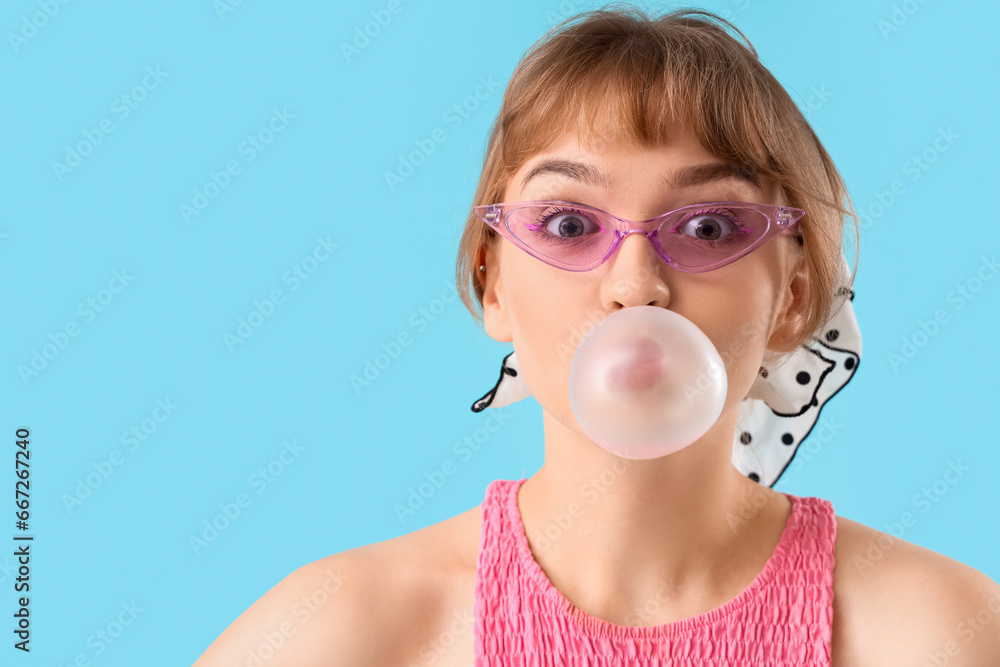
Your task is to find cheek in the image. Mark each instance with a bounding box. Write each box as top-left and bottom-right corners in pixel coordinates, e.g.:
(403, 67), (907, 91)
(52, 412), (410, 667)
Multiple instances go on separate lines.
(704, 290), (776, 405)
(503, 265), (598, 415)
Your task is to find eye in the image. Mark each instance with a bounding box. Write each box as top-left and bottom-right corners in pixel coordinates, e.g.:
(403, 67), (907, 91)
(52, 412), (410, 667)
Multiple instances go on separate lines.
(532, 209), (602, 238)
(676, 209), (741, 241)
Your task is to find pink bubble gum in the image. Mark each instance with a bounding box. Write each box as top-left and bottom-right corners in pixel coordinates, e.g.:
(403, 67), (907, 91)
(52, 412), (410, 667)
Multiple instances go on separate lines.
(568, 306), (727, 459)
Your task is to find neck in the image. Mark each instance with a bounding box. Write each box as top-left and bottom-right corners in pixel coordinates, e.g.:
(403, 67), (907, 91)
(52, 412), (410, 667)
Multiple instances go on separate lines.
(516, 406), (791, 625)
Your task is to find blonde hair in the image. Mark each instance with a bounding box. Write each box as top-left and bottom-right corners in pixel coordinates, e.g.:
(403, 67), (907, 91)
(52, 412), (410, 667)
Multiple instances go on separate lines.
(454, 4), (858, 356)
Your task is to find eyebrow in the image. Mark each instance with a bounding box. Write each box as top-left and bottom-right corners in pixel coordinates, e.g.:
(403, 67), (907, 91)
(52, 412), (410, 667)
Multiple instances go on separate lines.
(520, 158), (761, 191)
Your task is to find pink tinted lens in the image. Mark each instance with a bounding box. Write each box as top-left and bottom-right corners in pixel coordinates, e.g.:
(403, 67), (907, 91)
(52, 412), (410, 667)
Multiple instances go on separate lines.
(505, 204), (771, 268)
(657, 206), (770, 268)
(505, 205), (613, 267)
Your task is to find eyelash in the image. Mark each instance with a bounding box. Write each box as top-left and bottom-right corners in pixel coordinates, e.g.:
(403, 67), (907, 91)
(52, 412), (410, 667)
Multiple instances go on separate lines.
(527, 206), (598, 244)
(528, 205), (751, 245)
(682, 207), (751, 242)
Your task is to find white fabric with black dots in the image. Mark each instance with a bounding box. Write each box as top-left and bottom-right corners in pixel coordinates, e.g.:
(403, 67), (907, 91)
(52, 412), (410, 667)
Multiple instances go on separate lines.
(734, 287), (860, 486)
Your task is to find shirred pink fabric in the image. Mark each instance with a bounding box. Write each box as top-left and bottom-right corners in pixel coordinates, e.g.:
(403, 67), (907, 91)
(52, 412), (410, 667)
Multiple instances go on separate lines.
(473, 478), (836, 666)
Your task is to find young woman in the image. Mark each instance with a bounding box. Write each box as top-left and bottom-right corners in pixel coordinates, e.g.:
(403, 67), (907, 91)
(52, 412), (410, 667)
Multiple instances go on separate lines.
(194, 6), (1000, 666)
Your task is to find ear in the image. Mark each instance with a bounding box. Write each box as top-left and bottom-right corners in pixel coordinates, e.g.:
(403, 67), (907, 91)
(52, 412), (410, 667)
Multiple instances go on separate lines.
(480, 241), (513, 343)
(766, 244), (810, 355)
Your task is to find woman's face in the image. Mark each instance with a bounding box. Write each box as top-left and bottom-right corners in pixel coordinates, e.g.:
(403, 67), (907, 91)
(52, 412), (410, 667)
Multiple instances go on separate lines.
(481, 122), (807, 439)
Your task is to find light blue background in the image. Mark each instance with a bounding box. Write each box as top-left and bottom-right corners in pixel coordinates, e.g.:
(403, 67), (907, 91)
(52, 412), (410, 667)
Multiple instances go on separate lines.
(2, 0), (997, 664)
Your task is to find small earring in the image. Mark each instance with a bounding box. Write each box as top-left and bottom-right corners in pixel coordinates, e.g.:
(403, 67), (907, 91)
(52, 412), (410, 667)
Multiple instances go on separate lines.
(479, 264), (486, 273)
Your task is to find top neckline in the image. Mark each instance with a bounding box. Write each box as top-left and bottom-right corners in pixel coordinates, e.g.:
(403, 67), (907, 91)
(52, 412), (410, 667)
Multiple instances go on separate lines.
(500, 477), (801, 640)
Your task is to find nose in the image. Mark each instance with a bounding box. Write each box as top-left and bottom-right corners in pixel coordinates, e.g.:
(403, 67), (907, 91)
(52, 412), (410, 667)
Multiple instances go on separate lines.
(600, 231), (671, 310)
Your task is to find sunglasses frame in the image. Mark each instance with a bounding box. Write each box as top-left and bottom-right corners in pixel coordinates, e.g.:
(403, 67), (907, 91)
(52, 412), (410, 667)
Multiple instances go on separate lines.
(473, 200), (805, 273)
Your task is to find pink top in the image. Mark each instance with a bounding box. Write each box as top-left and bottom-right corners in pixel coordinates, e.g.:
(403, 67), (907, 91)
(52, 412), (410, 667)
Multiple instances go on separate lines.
(473, 478), (836, 666)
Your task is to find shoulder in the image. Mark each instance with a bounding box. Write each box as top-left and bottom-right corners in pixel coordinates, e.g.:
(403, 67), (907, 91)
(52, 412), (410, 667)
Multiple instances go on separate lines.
(193, 505), (483, 667)
(831, 514), (1000, 667)
(191, 547), (399, 666)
